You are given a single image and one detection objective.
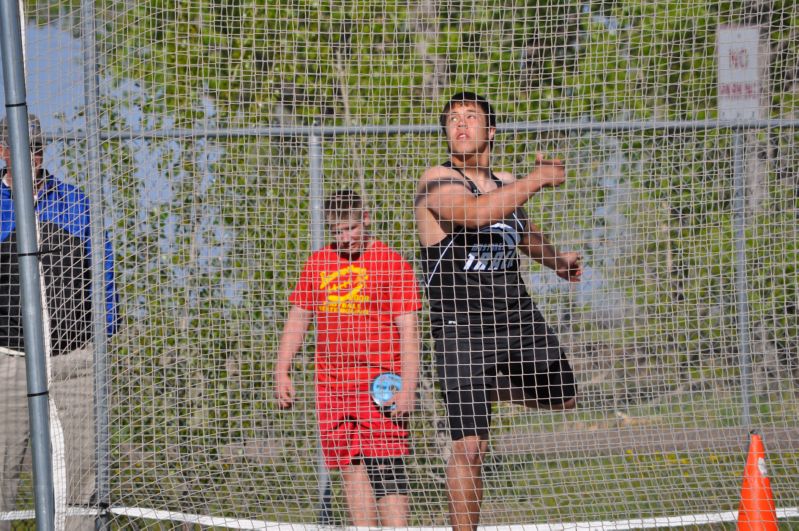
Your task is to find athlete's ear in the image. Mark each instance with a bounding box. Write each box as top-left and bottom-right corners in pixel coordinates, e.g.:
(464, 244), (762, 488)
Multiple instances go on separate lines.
(362, 210), (371, 228)
(488, 126), (496, 144)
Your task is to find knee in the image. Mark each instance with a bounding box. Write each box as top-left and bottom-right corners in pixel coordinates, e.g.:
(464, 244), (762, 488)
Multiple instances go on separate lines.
(450, 436), (488, 467)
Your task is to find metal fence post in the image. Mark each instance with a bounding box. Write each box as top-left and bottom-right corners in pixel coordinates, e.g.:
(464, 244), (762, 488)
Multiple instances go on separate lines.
(732, 129), (752, 428)
(0, 2), (55, 529)
(308, 129), (333, 524)
(79, 0), (112, 528)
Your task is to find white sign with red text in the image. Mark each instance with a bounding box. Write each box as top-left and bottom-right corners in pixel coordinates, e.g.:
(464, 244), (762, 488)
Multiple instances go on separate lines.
(717, 26), (762, 120)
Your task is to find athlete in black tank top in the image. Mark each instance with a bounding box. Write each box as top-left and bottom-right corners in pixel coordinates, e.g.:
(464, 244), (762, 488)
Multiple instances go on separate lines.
(421, 161), (535, 328)
(421, 160), (566, 394)
(415, 92), (580, 531)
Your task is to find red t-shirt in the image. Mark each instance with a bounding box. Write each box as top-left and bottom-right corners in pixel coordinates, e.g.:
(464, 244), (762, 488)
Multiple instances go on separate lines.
(289, 240), (421, 388)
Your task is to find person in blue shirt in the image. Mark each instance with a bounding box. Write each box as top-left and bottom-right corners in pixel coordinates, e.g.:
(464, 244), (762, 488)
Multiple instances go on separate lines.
(0, 114), (118, 531)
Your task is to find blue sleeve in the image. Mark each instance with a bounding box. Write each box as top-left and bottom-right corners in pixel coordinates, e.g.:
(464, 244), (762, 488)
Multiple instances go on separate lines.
(83, 229), (118, 337)
(103, 232), (119, 336)
(0, 187), (16, 242)
(64, 181), (117, 337)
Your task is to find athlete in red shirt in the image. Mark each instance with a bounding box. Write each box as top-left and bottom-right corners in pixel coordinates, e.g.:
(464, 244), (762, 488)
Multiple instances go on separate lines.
(275, 190), (421, 527)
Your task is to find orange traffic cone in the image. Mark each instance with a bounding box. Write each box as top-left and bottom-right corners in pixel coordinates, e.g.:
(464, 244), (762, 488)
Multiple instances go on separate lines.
(737, 431), (777, 531)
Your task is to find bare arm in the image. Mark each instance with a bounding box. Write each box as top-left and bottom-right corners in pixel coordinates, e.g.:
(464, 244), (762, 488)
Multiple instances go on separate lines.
(389, 311), (420, 417)
(519, 218), (558, 269)
(520, 218), (582, 282)
(275, 305), (313, 408)
(417, 158), (565, 229)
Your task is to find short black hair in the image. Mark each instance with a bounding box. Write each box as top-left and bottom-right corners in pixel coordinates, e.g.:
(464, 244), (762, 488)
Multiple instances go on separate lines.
(439, 92), (497, 131)
(323, 189), (364, 222)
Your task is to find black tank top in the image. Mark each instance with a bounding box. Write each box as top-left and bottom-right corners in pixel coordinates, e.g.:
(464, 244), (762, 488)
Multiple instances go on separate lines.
(420, 162), (535, 327)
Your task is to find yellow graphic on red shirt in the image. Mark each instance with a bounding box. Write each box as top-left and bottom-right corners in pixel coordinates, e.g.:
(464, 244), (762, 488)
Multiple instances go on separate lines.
(318, 265), (370, 315)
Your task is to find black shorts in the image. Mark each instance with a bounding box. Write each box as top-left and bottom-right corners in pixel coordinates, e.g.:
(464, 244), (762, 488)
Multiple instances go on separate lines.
(433, 307), (576, 440)
(442, 356), (576, 441)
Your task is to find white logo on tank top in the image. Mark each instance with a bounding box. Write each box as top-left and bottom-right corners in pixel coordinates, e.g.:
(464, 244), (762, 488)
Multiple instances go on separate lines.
(462, 222), (520, 272)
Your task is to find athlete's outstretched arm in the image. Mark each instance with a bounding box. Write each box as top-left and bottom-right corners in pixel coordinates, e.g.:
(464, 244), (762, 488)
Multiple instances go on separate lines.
(519, 216), (582, 282)
(275, 305), (313, 408)
(417, 160), (565, 229)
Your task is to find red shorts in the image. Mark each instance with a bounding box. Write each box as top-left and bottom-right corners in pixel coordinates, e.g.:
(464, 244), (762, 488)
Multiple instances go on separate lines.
(316, 383), (409, 469)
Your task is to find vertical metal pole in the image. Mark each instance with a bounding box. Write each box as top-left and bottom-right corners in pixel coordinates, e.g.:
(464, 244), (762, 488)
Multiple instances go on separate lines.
(309, 129), (325, 250)
(0, 3), (55, 530)
(79, 0), (111, 528)
(732, 129), (752, 428)
(309, 130), (333, 524)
